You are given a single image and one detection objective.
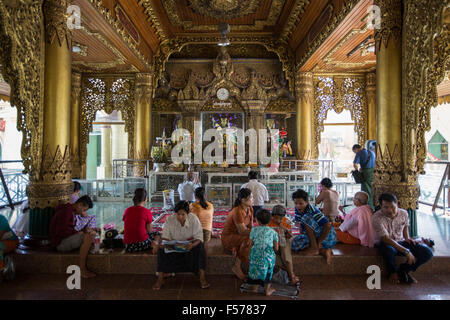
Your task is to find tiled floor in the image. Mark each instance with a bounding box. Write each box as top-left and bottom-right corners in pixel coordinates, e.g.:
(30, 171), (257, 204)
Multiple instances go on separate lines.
(1, 273), (450, 300)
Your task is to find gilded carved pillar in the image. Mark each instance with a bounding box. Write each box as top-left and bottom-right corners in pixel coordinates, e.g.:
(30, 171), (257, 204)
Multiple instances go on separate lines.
(295, 72), (314, 160)
(365, 72), (376, 141)
(243, 101), (266, 163)
(100, 125), (112, 178)
(134, 73), (153, 160)
(373, 0), (419, 227)
(25, 0), (73, 242)
(71, 73), (82, 178)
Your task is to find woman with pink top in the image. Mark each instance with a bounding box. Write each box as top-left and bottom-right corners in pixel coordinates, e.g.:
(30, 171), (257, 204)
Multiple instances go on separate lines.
(333, 191), (376, 247)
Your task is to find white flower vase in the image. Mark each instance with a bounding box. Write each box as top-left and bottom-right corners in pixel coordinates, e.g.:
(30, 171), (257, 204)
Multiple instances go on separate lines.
(153, 163), (165, 172)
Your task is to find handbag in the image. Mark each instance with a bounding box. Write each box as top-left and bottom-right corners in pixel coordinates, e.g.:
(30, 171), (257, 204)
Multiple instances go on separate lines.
(352, 149), (371, 184)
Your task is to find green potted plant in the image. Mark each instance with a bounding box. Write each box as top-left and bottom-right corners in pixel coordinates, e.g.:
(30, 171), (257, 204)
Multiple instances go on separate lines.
(151, 146), (168, 172)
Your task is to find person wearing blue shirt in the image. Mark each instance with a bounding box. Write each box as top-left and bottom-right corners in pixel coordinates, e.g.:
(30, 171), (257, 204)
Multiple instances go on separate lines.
(353, 144), (376, 209)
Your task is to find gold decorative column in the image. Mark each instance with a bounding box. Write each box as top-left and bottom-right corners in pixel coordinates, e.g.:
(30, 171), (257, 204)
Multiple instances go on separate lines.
(295, 72), (314, 160)
(71, 73), (82, 178)
(365, 72), (376, 141)
(372, 0), (419, 219)
(134, 73), (153, 160)
(25, 0), (72, 243)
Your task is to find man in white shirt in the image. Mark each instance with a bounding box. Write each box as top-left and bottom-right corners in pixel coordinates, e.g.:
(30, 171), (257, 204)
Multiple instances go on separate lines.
(241, 171), (269, 215)
(178, 172), (201, 202)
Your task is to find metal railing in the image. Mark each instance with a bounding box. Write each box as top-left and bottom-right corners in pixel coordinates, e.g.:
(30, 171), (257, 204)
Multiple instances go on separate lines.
(0, 160), (28, 209)
(419, 160), (450, 214)
(112, 159), (153, 178)
(280, 159), (334, 180)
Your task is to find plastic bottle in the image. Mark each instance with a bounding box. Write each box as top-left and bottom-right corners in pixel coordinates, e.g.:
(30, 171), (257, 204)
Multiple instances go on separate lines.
(94, 234), (101, 254)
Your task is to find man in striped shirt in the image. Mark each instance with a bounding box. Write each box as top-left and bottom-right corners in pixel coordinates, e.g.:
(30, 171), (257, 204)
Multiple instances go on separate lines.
(291, 189), (337, 264)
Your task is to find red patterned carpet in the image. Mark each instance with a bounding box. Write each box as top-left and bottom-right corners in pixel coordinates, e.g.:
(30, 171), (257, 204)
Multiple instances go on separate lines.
(150, 207), (301, 237)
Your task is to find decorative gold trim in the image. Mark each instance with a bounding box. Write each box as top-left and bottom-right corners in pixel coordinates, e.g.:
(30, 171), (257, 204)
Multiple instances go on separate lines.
(313, 74), (367, 157)
(322, 25), (375, 68)
(72, 42), (88, 56)
(372, 144), (419, 209)
(79, 75), (136, 169)
(138, 0), (167, 42)
(402, 0), (449, 182)
(160, 0), (286, 32)
(44, 0), (71, 48)
(72, 26), (129, 71)
(374, 0), (402, 50)
(297, 0), (361, 70)
(0, 0), (45, 179)
(265, 98), (296, 113)
(88, 0), (151, 70)
(152, 36), (296, 97)
(280, 0), (311, 42)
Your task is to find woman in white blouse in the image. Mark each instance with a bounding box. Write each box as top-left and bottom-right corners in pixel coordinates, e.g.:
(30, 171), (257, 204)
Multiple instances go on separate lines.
(153, 200), (209, 290)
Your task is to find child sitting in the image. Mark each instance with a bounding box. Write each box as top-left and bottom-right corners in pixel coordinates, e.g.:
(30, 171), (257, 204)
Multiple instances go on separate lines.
(248, 209), (279, 296)
(268, 205), (299, 286)
(291, 189), (337, 264)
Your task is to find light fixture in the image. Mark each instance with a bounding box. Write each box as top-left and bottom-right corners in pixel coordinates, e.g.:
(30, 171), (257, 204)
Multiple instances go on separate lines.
(217, 22), (230, 47)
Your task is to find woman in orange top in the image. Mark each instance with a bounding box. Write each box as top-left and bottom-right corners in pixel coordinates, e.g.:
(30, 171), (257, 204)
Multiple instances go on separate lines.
(190, 187), (214, 243)
(221, 188), (254, 280)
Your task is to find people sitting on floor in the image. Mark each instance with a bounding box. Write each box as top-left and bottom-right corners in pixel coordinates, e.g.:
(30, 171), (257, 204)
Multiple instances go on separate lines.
(123, 188), (160, 254)
(268, 205), (299, 285)
(247, 209), (279, 296)
(315, 178), (341, 222)
(71, 181), (81, 204)
(190, 187), (214, 243)
(49, 195), (96, 278)
(373, 193), (433, 284)
(0, 213), (19, 282)
(222, 188), (254, 280)
(241, 171), (269, 215)
(333, 191), (376, 247)
(177, 172), (201, 202)
(291, 189), (337, 264)
(153, 200), (209, 290)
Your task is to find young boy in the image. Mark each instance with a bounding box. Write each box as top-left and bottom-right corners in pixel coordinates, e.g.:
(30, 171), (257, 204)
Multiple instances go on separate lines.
(268, 205), (299, 285)
(291, 189), (337, 264)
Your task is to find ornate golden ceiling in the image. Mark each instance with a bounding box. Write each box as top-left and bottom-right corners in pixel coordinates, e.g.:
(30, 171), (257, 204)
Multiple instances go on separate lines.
(69, 0), (376, 74)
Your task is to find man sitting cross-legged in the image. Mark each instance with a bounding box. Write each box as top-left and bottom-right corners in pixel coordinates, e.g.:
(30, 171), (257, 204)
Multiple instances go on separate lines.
(373, 193), (433, 284)
(50, 195), (97, 278)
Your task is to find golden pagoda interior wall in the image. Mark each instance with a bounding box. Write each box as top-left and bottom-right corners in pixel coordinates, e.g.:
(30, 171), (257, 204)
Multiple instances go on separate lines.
(313, 73), (368, 158)
(79, 74), (135, 178)
(152, 55), (297, 156)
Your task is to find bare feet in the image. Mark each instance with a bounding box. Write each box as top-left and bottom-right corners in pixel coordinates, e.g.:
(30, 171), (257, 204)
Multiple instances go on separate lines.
(231, 259), (246, 280)
(319, 248), (332, 265)
(389, 273), (400, 285)
(289, 275), (300, 286)
(81, 269), (96, 279)
(304, 248), (320, 256)
(200, 279), (210, 289)
(406, 273), (418, 284)
(153, 278), (165, 290)
(265, 285), (276, 296)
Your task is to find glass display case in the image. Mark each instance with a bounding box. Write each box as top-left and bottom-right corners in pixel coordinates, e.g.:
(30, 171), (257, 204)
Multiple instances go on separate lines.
(261, 171), (315, 182)
(124, 177), (148, 200)
(208, 172), (250, 184)
(149, 172), (199, 202)
(286, 181), (318, 208)
(74, 179), (97, 201)
(205, 184), (233, 208)
(96, 179), (124, 201)
(233, 180), (286, 208)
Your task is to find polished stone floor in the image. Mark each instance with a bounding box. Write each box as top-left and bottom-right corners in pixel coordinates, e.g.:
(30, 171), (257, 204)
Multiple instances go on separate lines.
(1, 273), (450, 300)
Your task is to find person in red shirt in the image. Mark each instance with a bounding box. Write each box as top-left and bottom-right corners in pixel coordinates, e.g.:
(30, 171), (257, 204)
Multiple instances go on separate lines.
(49, 195), (96, 278)
(123, 188), (160, 253)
